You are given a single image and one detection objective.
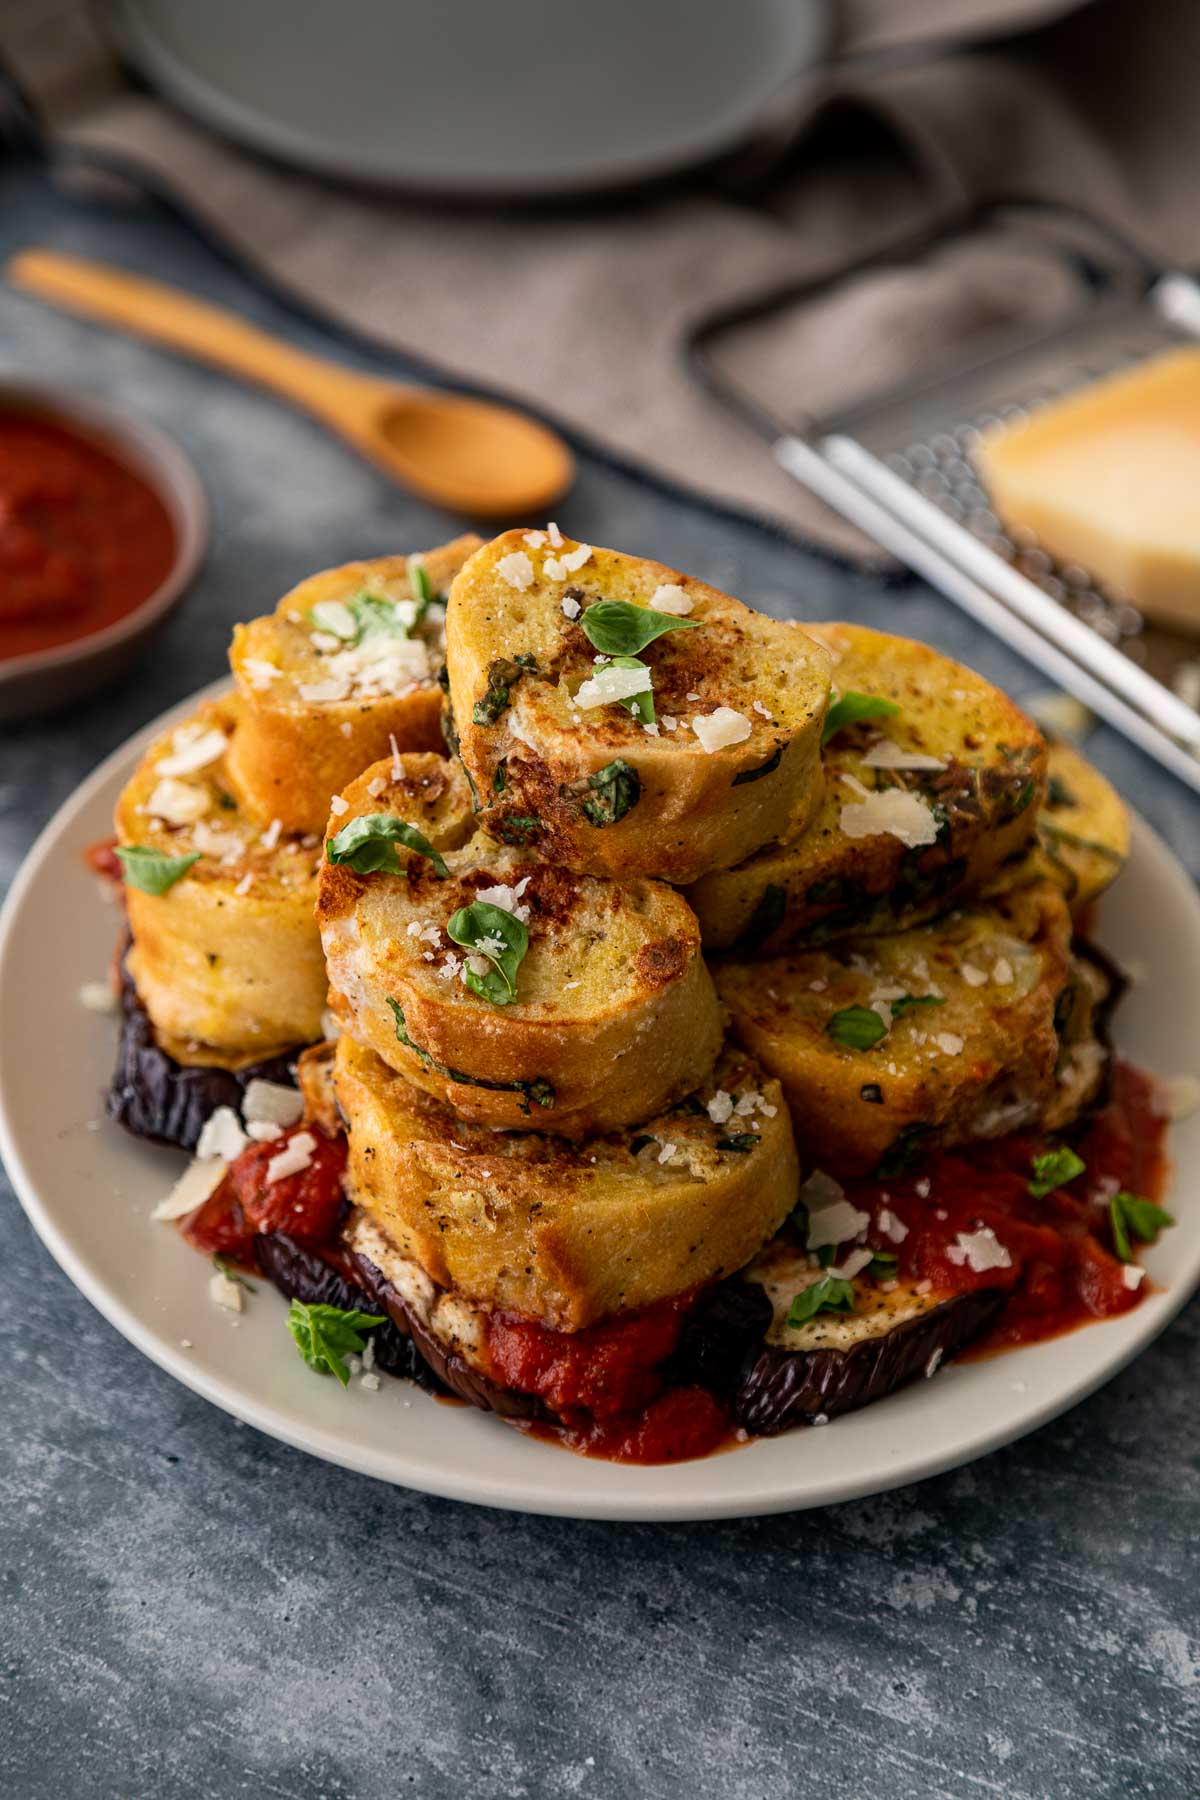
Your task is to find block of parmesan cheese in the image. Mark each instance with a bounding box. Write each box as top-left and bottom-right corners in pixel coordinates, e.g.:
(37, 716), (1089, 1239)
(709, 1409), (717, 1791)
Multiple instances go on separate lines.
(973, 348), (1200, 631)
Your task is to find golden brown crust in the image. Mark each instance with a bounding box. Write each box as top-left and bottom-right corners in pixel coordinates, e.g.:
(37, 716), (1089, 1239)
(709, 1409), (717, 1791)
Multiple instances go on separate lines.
(716, 882), (1103, 1176)
(686, 622), (1048, 952)
(226, 535), (481, 834)
(319, 758), (724, 1136)
(335, 1036), (800, 1331)
(444, 530), (830, 883)
(114, 698), (326, 1058)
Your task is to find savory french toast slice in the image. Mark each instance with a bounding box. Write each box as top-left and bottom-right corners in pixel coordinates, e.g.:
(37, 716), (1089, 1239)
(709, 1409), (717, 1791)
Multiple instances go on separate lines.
(319, 756), (722, 1135)
(114, 697), (326, 1061)
(226, 535), (481, 834)
(443, 529), (831, 883)
(715, 882), (1108, 1177)
(334, 1036), (799, 1332)
(686, 622), (1047, 952)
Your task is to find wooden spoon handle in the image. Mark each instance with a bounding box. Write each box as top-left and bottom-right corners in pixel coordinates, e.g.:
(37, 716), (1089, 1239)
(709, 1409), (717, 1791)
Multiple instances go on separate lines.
(7, 248), (383, 422)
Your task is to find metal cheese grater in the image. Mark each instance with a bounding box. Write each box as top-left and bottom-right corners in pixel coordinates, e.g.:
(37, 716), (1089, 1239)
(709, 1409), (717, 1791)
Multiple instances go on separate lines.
(686, 200), (1200, 795)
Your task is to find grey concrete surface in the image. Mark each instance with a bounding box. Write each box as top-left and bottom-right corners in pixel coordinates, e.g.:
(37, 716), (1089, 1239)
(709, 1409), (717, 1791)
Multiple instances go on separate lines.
(0, 156), (1197, 1800)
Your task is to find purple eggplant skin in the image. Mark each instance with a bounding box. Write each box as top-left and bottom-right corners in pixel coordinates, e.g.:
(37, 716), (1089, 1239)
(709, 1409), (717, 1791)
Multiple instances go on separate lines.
(106, 955), (307, 1151)
(734, 1288), (1006, 1436)
(665, 1279), (773, 1398)
(350, 1251), (545, 1420)
(255, 1234), (437, 1388)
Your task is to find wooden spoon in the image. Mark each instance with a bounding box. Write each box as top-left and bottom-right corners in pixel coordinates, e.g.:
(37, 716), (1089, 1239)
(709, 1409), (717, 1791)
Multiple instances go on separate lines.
(7, 248), (574, 518)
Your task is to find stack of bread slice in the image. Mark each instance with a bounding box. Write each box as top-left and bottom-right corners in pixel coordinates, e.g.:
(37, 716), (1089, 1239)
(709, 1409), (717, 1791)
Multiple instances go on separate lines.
(108, 538), (480, 1148)
(111, 526), (1130, 1448)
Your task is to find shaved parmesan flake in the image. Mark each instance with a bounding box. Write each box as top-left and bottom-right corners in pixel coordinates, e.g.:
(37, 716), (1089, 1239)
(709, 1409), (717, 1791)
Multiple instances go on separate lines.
(156, 728), (228, 778)
(878, 1208), (909, 1244)
(575, 664), (653, 709)
(152, 1157), (226, 1221)
(1123, 1264), (1146, 1290)
(992, 957), (1014, 986)
(309, 599), (356, 640)
(260, 818), (283, 851)
(366, 775), (388, 798)
(546, 521), (564, 547)
(860, 741), (945, 772)
(805, 1198), (871, 1249)
(473, 878), (531, 924)
(961, 962), (988, 988)
(691, 707), (752, 753)
(209, 1269), (244, 1312)
(946, 1228), (1012, 1272)
(329, 794), (349, 817)
(246, 1120), (283, 1142)
(79, 980), (117, 1014)
(497, 551), (535, 590)
(934, 1032), (965, 1056)
(561, 594), (582, 621)
(1162, 1074), (1200, 1121)
(839, 786), (939, 848)
(266, 1131), (317, 1183)
(242, 1079), (304, 1129)
(196, 1106), (249, 1161)
(829, 1246), (874, 1280)
(544, 543), (593, 581)
(649, 583), (693, 616)
(524, 530), (546, 548)
(706, 1090), (735, 1125)
(298, 677), (352, 704)
(242, 657), (281, 690)
(147, 776), (210, 826)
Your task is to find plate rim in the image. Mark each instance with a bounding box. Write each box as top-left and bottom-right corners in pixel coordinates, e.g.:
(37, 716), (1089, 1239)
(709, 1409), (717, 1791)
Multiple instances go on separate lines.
(2, 681), (1198, 1520)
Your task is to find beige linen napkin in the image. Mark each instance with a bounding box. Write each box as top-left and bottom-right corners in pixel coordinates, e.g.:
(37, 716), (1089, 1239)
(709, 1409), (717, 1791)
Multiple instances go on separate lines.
(3, 0), (1196, 557)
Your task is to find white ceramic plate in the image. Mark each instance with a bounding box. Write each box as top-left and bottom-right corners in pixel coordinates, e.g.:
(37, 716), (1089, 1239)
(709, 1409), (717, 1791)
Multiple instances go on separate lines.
(2, 683), (1198, 1520)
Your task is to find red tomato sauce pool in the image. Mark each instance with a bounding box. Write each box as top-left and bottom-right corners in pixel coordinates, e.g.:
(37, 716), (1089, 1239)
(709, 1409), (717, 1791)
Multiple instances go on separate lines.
(0, 410), (176, 659)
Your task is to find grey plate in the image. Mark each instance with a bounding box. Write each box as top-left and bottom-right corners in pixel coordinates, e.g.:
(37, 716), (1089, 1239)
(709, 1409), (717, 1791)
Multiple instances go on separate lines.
(100, 0), (831, 198)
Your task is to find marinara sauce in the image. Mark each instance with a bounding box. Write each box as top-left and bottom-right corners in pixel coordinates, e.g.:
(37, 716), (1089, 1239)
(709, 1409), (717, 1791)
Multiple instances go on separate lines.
(0, 409), (176, 660)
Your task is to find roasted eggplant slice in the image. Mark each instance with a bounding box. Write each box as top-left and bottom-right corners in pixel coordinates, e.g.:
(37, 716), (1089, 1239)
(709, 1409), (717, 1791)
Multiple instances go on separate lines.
(107, 958), (306, 1151)
(254, 1232), (435, 1387)
(733, 1240), (1006, 1433)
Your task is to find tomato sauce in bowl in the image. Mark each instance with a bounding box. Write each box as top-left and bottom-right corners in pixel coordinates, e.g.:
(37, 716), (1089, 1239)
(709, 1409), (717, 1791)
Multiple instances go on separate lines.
(0, 409), (178, 661)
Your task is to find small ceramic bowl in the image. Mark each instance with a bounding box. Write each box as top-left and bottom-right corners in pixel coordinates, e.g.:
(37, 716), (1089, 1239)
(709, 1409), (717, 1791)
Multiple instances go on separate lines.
(0, 381), (207, 723)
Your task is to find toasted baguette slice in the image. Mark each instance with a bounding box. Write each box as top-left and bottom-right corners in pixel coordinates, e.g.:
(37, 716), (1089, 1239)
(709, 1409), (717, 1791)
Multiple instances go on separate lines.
(319, 762), (723, 1134)
(335, 1036), (799, 1332)
(114, 698), (326, 1059)
(716, 882), (1107, 1177)
(732, 1236), (1006, 1432)
(686, 622), (1047, 952)
(988, 740), (1130, 917)
(443, 530), (831, 882)
(226, 536), (481, 834)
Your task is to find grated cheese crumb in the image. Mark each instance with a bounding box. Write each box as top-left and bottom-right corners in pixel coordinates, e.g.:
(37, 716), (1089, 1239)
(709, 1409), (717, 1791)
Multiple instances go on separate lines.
(243, 657), (281, 690)
(265, 1130), (317, 1183)
(961, 962), (988, 988)
(648, 583), (693, 616)
(934, 1032), (965, 1056)
(992, 957), (1014, 985)
(805, 1197), (871, 1249)
(260, 818), (283, 851)
(79, 980), (117, 1014)
(156, 728), (228, 778)
(706, 1090), (735, 1125)
(146, 776), (209, 826)
(575, 664), (652, 710)
(561, 594), (582, 621)
(366, 775), (388, 798)
(946, 1227), (1012, 1272)
(329, 794), (349, 817)
(243, 1079), (304, 1129)
(1123, 1264), (1146, 1290)
(209, 1269), (244, 1313)
(497, 551), (536, 590)
(546, 521), (564, 547)
(861, 741), (945, 772)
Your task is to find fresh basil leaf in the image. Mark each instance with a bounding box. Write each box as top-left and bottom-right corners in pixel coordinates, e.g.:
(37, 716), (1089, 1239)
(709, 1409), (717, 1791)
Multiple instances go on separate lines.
(732, 746), (782, 787)
(821, 691), (901, 745)
(868, 1250), (899, 1279)
(326, 814), (448, 878)
(1109, 1191), (1174, 1263)
(716, 1132), (760, 1153)
(472, 654), (537, 726)
(825, 1005), (888, 1051)
(1028, 1145), (1086, 1198)
(287, 1300), (385, 1386)
(890, 993), (947, 1020)
(408, 558), (432, 606)
(578, 758), (641, 827)
(580, 599), (701, 658)
(447, 900), (529, 1006)
(786, 1275), (857, 1329)
(115, 844), (201, 896)
(386, 999), (554, 1110)
(608, 654), (655, 726)
(493, 761), (508, 794)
